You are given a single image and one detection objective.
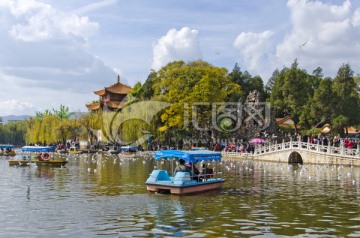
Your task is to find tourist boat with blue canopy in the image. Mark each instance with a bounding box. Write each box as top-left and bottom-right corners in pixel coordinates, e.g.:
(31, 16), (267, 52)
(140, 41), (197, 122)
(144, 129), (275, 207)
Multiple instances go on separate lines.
(21, 146), (56, 152)
(8, 146), (67, 166)
(145, 150), (224, 195)
(0, 144), (16, 156)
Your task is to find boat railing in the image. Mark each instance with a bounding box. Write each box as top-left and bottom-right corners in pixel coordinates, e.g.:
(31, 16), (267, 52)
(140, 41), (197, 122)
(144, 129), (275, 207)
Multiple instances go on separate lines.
(191, 170), (223, 181)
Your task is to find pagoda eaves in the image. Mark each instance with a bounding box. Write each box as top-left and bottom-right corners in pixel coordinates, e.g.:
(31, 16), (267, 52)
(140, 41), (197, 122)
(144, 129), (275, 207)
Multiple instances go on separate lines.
(86, 74), (132, 112)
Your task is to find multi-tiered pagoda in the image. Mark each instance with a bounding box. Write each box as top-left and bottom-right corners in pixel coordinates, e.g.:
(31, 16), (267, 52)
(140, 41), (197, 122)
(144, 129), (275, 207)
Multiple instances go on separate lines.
(86, 75), (132, 111)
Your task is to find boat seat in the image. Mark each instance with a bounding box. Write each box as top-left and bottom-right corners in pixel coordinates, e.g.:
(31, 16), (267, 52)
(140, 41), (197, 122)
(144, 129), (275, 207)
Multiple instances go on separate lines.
(146, 170), (171, 183)
(173, 172), (195, 185)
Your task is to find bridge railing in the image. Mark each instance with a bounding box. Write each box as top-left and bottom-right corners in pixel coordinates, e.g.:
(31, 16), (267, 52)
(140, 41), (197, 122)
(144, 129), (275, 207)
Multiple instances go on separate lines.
(253, 141), (360, 158)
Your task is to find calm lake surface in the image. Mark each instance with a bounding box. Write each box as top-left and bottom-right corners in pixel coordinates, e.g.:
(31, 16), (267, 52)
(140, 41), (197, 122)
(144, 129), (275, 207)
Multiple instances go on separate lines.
(0, 152), (360, 237)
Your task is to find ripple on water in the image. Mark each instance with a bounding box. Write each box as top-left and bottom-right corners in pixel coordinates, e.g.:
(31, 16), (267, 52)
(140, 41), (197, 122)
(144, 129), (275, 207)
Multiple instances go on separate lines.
(1, 157), (360, 237)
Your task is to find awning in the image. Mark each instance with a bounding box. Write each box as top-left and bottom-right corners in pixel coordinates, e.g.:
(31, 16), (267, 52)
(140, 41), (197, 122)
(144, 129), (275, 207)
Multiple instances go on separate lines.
(22, 146), (56, 152)
(154, 150), (222, 162)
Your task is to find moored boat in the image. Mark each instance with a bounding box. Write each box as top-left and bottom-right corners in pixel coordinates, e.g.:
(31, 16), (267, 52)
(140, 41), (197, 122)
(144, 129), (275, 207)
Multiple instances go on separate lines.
(145, 150), (224, 195)
(8, 146), (67, 167)
(68, 146), (81, 154)
(0, 144), (16, 157)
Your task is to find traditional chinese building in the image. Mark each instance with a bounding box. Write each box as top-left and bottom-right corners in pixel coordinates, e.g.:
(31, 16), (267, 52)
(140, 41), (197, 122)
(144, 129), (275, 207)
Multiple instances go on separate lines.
(86, 75), (132, 111)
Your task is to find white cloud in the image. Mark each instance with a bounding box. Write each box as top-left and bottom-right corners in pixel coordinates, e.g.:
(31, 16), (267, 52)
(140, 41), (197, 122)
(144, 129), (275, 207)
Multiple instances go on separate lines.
(72, 0), (118, 15)
(152, 27), (203, 70)
(0, 99), (36, 116)
(233, 0), (360, 81)
(275, 0), (360, 77)
(0, 0), (99, 42)
(233, 31), (274, 71)
(0, 0), (117, 116)
(352, 8), (360, 27)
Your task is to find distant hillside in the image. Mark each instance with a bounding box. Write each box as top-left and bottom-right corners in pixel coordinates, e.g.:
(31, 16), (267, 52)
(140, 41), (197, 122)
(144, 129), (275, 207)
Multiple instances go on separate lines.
(1, 115), (31, 123)
(0, 112), (87, 124)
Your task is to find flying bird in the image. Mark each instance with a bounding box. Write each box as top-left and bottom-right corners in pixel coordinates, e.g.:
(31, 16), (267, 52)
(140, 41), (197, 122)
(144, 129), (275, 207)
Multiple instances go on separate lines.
(299, 41), (308, 48)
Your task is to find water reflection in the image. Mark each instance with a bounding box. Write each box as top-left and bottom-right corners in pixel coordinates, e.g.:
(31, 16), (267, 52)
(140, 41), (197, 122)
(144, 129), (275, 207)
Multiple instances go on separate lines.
(0, 153), (359, 237)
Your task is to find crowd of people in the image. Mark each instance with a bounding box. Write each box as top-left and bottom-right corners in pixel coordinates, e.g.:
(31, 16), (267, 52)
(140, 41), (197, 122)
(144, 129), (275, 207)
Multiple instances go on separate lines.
(290, 133), (359, 149)
(216, 143), (255, 154)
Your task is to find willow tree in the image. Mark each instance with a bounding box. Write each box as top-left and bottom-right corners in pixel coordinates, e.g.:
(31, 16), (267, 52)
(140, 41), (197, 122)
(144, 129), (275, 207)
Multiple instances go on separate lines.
(25, 115), (59, 144)
(78, 111), (102, 146)
(25, 105), (77, 145)
(101, 100), (170, 146)
(0, 121), (27, 145)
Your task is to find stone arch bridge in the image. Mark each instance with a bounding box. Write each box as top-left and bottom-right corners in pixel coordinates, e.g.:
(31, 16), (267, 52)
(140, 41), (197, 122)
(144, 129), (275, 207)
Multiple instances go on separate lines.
(223, 141), (360, 166)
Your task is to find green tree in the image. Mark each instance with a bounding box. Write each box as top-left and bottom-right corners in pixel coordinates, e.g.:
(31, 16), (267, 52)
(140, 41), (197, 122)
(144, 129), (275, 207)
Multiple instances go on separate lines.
(332, 64), (360, 134)
(310, 77), (335, 127)
(0, 121), (27, 145)
(137, 71), (157, 100)
(78, 111), (102, 146)
(270, 59), (315, 133)
(53, 104), (75, 120)
(265, 69), (280, 94)
(247, 75), (266, 101)
(312, 67), (324, 79)
(150, 60), (241, 145)
(228, 63), (252, 101)
(128, 81), (143, 102)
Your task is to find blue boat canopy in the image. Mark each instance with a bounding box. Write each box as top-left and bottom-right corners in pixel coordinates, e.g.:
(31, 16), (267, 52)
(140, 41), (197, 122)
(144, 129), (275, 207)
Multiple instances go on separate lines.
(22, 146), (56, 152)
(0, 144), (14, 149)
(154, 150), (221, 163)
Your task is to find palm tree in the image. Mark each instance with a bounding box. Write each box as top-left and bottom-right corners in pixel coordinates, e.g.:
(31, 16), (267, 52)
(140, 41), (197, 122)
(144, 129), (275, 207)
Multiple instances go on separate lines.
(53, 105), (75, 120)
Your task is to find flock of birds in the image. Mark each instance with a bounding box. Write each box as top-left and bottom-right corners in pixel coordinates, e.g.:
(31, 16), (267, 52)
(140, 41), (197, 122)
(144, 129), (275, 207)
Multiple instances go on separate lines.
(221, 159), (358, 186)
(15, 151), (359, 189)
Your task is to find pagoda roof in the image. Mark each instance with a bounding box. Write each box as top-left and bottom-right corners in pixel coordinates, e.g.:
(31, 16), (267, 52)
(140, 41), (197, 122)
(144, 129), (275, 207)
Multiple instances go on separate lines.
(86, 102), (101, 111)
(94, 75), (132, 96)
(105, 101), (126, 109)
(94, 89), (106, 96)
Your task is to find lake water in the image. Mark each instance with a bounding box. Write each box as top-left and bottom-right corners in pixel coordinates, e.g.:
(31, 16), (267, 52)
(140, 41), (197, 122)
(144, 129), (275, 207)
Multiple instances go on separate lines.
(0, 153), (359, 237)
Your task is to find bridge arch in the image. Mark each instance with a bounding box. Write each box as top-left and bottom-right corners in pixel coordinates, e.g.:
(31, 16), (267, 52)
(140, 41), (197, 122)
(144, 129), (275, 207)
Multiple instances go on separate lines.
(288, 151), (303, 164)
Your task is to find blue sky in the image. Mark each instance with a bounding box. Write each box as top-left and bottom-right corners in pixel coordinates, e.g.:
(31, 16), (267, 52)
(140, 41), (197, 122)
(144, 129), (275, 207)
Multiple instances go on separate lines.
(0, 0), (360, 116)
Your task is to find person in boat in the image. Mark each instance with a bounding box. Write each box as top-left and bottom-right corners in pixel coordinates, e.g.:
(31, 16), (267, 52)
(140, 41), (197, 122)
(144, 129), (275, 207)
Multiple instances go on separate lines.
(187, 161), (200, 181)
(36, 153), (43, 161)
(174, 159), (190, 173)
(202, 163), (214, 179)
